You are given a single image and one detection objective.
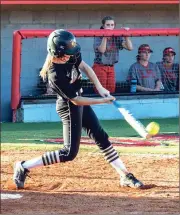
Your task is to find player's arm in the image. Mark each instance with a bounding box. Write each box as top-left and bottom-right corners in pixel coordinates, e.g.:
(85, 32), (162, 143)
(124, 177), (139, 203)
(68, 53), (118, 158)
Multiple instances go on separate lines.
(70, 96), (114, 106)
(176, 64), (179, 91)
(129, 65), (154, 92)
(79, 60), (110, 97)
(136, 81), (161, 91)
(136, 85), (155, 92)
(122, 37), (133, 50)
(154, 65), (162, 91)
(121, 27), (133, 50)
(48, 75), (114, 106)
(97, 37), (108, 54)
(154, 80), (161, 91)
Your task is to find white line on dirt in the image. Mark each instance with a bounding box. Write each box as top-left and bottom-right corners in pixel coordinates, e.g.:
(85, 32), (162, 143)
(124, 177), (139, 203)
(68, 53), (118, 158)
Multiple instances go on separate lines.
(1, 193), (23, 200)
(88, 152), (178, 158)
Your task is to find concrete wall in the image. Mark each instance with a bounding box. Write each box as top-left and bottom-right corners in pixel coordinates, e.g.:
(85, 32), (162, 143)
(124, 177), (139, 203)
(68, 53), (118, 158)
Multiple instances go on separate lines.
(20, 95), (179, 122)
(1, 4), (179, 122)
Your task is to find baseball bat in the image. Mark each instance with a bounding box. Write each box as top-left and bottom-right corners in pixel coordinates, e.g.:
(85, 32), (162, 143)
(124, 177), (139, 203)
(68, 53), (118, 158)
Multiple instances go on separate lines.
(113, 100), (150, 139)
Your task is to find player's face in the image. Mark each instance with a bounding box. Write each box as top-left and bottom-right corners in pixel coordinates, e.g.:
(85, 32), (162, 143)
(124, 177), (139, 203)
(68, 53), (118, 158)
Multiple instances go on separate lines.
(139, 51), (151, 61)
(60, 54), (72, 63)
(164, 53), (175, 64)
(103, 20), (115, 30)
(53, 54), (73, 64)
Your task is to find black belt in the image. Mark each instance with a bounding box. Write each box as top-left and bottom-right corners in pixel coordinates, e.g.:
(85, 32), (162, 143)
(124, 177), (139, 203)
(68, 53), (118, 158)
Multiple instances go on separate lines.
(104, 64), (114, 67)
(95, 63), (114, 67)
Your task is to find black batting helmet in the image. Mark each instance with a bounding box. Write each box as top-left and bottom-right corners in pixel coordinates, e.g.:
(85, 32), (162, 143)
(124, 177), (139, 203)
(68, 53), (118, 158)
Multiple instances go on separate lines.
(47, 29), (81, 57)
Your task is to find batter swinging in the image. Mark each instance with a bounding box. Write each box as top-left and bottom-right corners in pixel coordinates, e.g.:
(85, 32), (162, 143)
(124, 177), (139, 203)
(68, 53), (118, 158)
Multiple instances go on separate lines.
(13, 29), (143, 190)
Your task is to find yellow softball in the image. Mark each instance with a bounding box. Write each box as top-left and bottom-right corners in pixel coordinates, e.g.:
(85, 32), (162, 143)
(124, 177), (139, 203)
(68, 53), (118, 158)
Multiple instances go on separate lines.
(146, 122), (160, 136)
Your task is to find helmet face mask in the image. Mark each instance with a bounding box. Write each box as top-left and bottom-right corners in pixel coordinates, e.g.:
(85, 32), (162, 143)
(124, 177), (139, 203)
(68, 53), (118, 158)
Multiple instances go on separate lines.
(47, 29), (81, 58)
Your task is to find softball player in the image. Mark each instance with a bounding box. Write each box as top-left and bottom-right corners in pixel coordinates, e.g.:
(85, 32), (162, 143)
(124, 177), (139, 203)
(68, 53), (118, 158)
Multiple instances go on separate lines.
(13, 29), (143, 189)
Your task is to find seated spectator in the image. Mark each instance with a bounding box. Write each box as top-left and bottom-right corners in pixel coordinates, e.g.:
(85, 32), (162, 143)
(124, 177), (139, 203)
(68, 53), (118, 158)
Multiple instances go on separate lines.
(127, 44), (162, 92)
(156, 47), (179, 92)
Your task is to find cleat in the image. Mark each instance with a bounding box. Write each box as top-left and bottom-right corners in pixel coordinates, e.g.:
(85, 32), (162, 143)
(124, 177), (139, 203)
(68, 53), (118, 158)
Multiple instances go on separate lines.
(13, 161), (30, 189)
(120, 173), (144, 188)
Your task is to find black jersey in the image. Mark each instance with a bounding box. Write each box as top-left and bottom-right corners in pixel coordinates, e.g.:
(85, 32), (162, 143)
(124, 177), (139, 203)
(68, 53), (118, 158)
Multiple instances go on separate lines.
(48, 54), (82, 99)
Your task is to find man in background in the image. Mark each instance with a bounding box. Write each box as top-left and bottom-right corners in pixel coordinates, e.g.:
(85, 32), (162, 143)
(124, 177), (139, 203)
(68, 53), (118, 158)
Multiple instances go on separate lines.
(156, 47), (179, 92)
(127, 44), (162, 92)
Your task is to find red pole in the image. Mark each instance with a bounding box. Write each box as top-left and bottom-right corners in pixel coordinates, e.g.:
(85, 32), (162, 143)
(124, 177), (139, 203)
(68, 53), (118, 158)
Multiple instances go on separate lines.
(1, 1), (179, 5)
(11, 31), (22, 121)
(19, 28), (179, 37)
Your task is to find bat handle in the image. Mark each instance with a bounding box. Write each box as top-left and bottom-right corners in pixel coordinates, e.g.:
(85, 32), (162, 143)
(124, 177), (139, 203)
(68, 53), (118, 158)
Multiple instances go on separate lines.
(113, 100), (121, 108)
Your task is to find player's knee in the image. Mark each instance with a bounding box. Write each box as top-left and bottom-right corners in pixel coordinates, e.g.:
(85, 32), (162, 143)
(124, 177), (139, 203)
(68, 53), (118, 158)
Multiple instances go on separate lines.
(42, 146), (79, 164)
(92, 128), (109, 145)
(67, 149), (79, 161)
(67, 154), (77, 161)
(60, 145), (79, 162)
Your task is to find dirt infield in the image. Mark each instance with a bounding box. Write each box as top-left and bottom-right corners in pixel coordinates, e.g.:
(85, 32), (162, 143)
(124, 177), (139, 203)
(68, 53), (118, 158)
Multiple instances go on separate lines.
(1, 147), (179, 214)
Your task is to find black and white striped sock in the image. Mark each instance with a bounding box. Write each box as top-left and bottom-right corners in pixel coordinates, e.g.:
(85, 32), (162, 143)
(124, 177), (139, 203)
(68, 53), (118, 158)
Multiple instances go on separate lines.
(101, 145), (128, 175)
(42, 150), (60, 166)
(22, 150), (61, 170)
(101, 145), (119, 163)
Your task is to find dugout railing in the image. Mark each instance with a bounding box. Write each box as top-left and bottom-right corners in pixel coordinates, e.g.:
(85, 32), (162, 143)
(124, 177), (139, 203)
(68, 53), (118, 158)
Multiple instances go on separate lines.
(1, 0), (179, 5)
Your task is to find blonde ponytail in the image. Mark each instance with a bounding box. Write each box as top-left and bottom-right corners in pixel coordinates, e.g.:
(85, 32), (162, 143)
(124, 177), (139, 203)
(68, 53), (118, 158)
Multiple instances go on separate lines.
(40, 54), (52, 82)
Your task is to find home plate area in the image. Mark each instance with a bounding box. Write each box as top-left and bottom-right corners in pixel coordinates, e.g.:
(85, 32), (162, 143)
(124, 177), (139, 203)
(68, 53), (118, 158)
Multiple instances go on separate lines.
(1, 193), (23, 200)
(42, 133), (179, 147)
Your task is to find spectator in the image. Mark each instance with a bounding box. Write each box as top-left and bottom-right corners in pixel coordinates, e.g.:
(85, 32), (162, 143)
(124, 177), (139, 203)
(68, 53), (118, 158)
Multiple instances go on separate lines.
(128, 44), (162, 92)
(92, 16), (133, 93)
(156, 47), (179, 92)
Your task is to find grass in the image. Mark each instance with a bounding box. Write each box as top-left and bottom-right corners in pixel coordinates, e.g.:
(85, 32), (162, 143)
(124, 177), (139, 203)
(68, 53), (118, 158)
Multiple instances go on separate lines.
(1, 118), (179, 155)
(1, 118), (179, 144)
